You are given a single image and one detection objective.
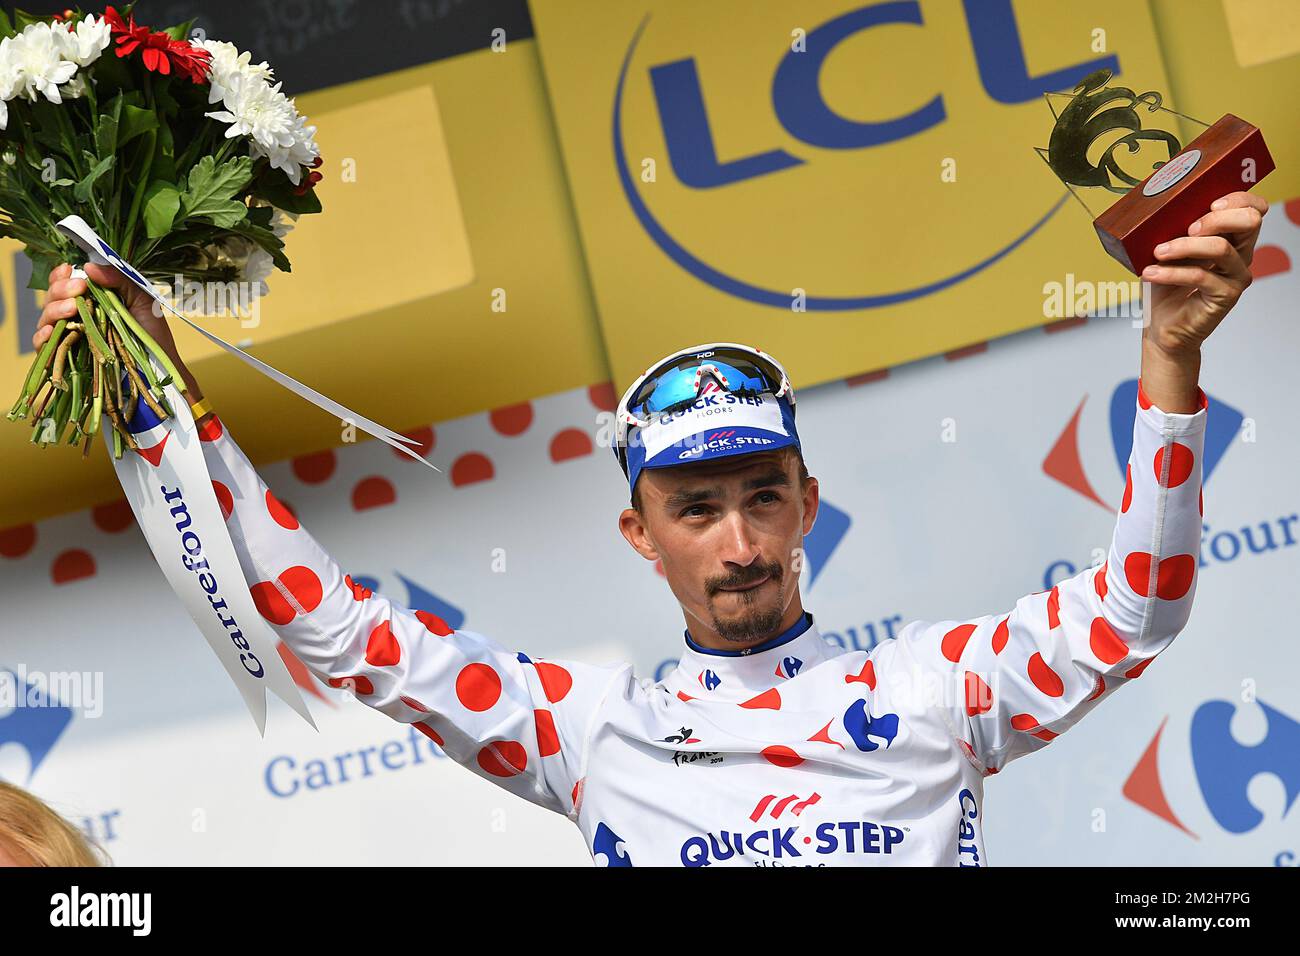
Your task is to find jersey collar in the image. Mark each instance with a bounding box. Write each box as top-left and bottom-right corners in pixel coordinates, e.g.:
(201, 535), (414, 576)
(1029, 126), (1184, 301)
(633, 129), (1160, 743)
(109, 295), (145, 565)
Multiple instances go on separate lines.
(670, 612), (832, 703)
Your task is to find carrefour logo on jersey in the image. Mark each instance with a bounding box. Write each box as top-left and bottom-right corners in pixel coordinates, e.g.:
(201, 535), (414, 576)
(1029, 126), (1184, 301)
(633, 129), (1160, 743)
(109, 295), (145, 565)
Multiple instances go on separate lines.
(613, 0), (1127, 309)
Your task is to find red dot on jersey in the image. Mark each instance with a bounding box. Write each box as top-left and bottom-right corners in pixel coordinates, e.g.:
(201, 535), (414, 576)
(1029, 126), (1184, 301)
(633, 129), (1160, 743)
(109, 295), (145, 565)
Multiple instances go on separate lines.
(1125, 657), (1155, 679)
(1156, 554), (1196, 600)
(761, 745), (803, 768)
(534, 661), (573, 703)
(478, 741), (527, 777)
(965, 672), (994, 716)
(941, 623), (977, 663)
(327, 674), (375, 696)
(414, 721), (444, 746)
(1027, 652), (1065, 697)
(1010, 713), (1039, 731)
(1088, 675), (1106, 701)
(535, 709), (560, 757)
(1046, 586), (1061, 629)
(212, 480), (234, 520)
(1124, 552), (1154, 596)
(266, 489), (299, 529)
(991, 617), (1010, 655)
(365, 619), (402, 667)
(1154, 442), (1195, 488)
(1089, 616), (1129, 665)
(456, 662), (502, 712)
(1121, 463), (1133, 513)
(251, 566), (322, 625)
(415, 610), (454, 635)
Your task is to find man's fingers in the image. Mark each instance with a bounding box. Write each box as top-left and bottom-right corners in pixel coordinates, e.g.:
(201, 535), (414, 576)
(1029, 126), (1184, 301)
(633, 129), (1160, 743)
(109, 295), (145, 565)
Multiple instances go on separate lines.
(1188, 206), (1263, 241)
(1141, 261), (1240, 300)
(1209, 191), (1269, 216)
(47, 262), (72, 288)
(47, 274), (88, 303)
(30, 270), (89, 349)
(1153, 236), (1250, 283)
(83, 262), (127, 289)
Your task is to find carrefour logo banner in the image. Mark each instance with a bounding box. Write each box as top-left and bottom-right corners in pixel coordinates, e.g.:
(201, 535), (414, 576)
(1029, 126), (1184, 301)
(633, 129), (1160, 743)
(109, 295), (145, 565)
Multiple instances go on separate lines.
(530, 0), (1175, 390)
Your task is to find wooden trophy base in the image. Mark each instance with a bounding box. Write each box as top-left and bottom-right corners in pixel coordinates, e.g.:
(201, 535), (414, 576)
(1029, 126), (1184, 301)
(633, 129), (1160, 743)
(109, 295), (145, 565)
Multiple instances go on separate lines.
(1093, 114), (1274, 274)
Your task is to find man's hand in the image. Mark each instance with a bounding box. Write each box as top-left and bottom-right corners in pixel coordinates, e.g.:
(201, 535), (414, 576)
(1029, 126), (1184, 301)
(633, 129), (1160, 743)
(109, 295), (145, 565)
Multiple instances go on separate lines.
(33, 262), (203, 401)
(1138, 191), (1268, 413)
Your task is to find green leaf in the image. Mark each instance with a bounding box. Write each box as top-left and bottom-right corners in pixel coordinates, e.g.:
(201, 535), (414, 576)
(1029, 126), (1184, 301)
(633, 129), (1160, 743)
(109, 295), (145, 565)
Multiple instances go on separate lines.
(150, 126), (176, 183)
(142, 182), (182, 238)
(246, 204), (274, 227)
(254, 173), (323, 216)
(164, 19), (196, 42)
(229, 223), (291, 273)
(73, 155), (115, 202)
(95, 113), (119, 160)
(26, 250), (59, 291)
(179, 155), (254, 228)
(119, 105), (160, 148)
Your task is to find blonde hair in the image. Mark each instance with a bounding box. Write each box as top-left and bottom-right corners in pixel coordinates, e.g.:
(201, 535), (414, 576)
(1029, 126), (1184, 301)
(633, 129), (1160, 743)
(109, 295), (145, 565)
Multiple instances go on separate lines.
(0, 782), (104, 867)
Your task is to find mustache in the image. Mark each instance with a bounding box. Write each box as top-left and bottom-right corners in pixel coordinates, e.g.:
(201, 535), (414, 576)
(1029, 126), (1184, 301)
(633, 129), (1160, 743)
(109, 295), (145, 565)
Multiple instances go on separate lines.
(706, 560), (783, 596)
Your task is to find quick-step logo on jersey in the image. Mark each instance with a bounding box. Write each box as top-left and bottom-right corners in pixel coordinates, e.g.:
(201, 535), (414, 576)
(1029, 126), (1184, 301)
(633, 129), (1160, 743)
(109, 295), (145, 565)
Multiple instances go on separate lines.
(681, 812), (907, 866)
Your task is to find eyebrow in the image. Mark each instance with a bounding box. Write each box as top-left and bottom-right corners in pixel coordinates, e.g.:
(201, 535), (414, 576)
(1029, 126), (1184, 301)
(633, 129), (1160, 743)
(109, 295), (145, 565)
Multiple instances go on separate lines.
(663, 469), (791, 509)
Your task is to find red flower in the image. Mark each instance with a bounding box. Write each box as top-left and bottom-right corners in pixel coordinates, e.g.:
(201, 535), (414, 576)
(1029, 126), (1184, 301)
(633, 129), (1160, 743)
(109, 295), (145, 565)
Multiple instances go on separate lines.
(103, 6), (211, 83)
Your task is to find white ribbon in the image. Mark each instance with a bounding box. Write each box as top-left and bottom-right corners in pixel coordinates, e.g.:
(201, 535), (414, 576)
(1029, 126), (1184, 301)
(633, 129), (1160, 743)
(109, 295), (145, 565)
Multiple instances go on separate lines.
(106, 372), (315, 734)
(54, 215), (439, 732)
(55, 215), (439, 469)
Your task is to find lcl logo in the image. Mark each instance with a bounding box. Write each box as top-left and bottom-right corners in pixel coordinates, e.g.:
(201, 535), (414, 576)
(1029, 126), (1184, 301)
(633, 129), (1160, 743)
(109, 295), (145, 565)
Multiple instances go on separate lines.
(615, 0), (1123, 309)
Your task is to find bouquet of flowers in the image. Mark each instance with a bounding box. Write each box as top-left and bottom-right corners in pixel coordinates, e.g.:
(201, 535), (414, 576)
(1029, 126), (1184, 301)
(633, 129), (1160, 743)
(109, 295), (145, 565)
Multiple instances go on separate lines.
(1, 4), (323, 457)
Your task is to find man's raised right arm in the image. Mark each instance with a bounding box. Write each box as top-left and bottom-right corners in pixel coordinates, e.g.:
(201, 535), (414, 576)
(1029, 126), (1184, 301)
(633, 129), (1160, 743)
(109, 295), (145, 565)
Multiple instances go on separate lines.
(37, 265), (627, 818)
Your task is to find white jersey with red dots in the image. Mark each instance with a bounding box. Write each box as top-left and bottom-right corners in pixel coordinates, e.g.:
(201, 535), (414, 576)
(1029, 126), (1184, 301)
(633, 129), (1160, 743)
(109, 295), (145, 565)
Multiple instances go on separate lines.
(199, 382), (1207, 866)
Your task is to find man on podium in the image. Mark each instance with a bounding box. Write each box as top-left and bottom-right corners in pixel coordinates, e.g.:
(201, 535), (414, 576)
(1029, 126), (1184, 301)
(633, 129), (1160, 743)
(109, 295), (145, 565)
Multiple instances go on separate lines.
(32, 191), (1267, 866)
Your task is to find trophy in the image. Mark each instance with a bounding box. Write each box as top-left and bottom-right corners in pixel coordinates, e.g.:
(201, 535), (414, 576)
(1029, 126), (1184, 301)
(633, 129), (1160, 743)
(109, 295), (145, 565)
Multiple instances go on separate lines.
(1036, 69), (1275, 274)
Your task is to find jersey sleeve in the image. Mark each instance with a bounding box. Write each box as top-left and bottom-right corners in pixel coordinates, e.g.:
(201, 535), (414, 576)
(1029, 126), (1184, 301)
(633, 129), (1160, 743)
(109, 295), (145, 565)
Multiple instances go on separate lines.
(199, 417), (628, 816)
(894, 380), (1208, 774)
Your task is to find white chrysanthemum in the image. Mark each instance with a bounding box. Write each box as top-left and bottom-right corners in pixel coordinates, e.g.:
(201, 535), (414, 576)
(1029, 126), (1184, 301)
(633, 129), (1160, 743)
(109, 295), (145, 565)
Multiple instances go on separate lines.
(197, 39), (274, 106)
(57, 14), (111, 67)
(242, 246), (275, 290)
(268, 206), (298, 238)
(3, 22), (77, 106)
(205, 74), (319, 184)
(62, 73), (87, 99)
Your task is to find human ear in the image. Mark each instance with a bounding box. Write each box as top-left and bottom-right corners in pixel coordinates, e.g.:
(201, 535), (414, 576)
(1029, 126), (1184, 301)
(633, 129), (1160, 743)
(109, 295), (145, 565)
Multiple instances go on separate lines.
(618, 507), (660, 562)
(801, 476), (820, 536)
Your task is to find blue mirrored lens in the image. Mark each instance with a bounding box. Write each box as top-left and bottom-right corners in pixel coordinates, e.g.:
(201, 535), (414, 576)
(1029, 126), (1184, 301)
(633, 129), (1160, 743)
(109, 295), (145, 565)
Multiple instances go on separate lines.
(636, 360), (766, 416)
